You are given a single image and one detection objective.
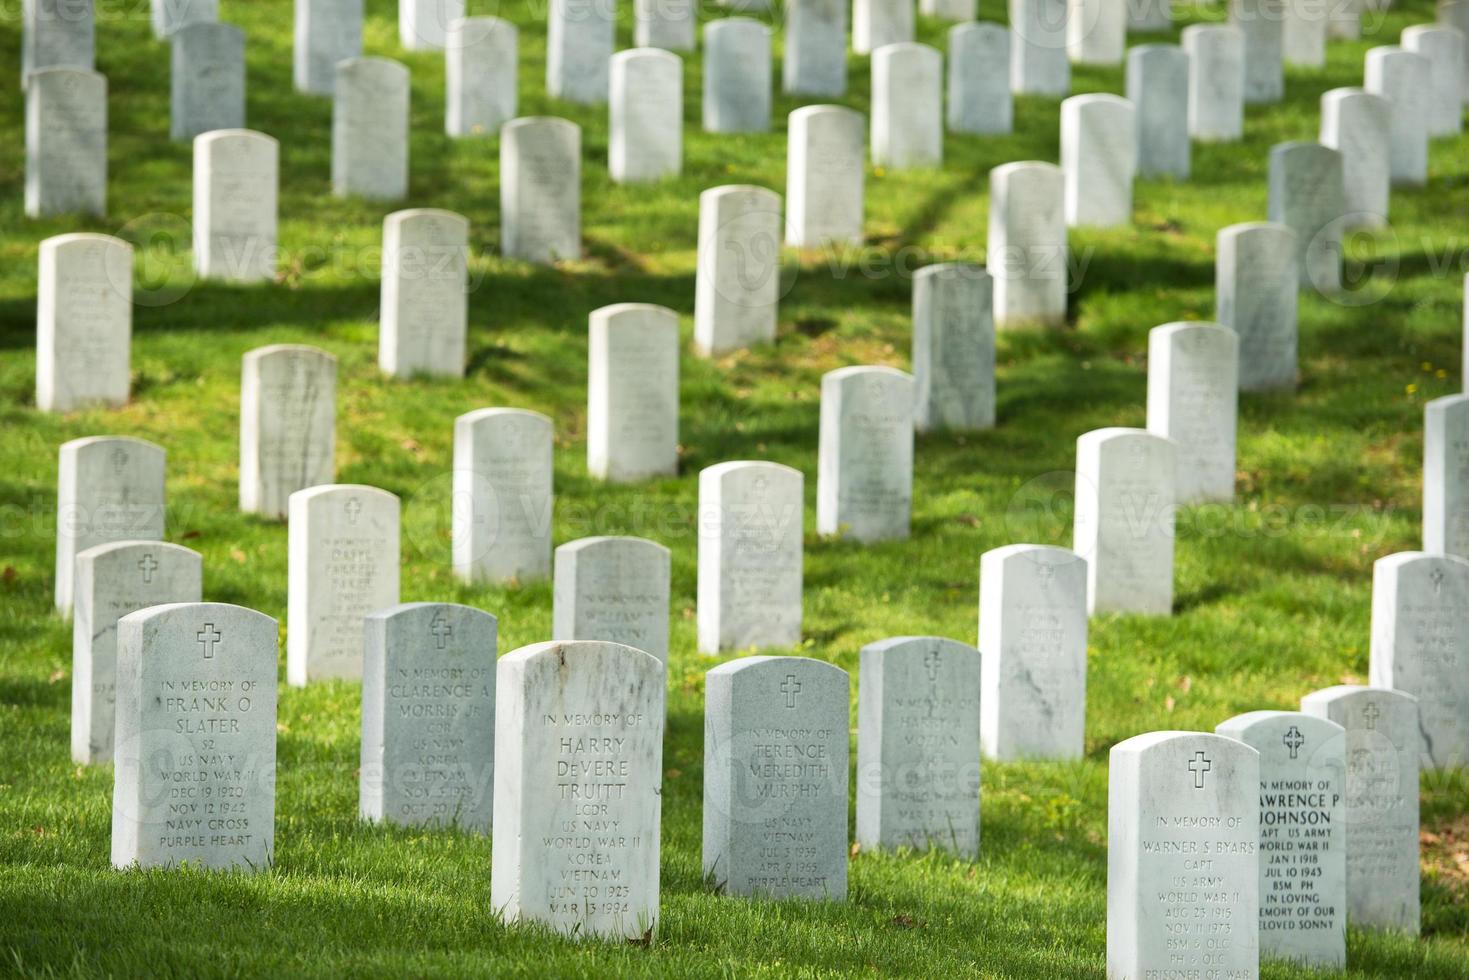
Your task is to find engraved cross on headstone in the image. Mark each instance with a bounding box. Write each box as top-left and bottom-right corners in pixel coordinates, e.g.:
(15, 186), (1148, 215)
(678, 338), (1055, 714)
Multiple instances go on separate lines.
(137, 553), (158, 583)
(1188, 750), (1211, 789)
(430, 609), (453, 650)
(110, 447), (129, 472)
(924, 649), (941, 685)
(345, 497), (363, 525)
(1036, 561), (1055, 589)
(197, 623), (222, 659)
(1363, 701), (1380, 730)
(780, 673), (801, 709)
(1282, 725), (1305, 760)
(1431, 567), (1445, 596)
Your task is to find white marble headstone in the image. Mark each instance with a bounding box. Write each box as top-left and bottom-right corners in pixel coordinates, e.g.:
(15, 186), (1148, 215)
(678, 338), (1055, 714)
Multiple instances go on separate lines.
(1215, 711), (1346, 968)
(491, 640), (664, 939)
(854, 0), (914, 54)
(693, 185), (783, 355)
(1231, 0), (1284, 104)
(25, 68), (106, 218)
(1126, 45), (1189, 180)
(1369, 551), (1469, 769)
(1107, 731), (1260, 979)
(287, 484), (400, 686)
(111, 602), (277, 871)
(193, 129), (279, 282)
(240, 344), (336, 519)
(1440, 1), (1469, 101)
(1365, 46), (1431, 187)
(361, 602), (496, 831)
(610, 48), (683, 183)
(786, 105), (864, 248)
(547, 0), (613, 104)
(856, 637), (981, 858)
(445, 17), (517, 137)
(1068, 0), (1125, 65)
(55, 436), (165, 615)
(1215, 222), (1299, 392)
(400, 0), (464, 50)
(553, 536), (671, 663)
(170, 21), (245, 142)
(704, 18), (771, 134)
(1424, 393), (1469, 560)
(501, 117), (581, 264)
(784, 0), (847, 96)
(1061, 94), (1136, 228)
(871, 43), (943, 170)
(22, 0), (94, 84)
(978, 544), (1088, 760)
(923, 0), (975, 16)
(1320, 88), (1391, 227)
(36, 233), (131, 413)
(635, 0), (695, 49)
(696, 460), (804, 653)
(817, 366), (914, 542)
(947, 23), (1012, 136)
(989, 161), (1067, 330)
(152, 0), (218, 38)
(1403, 24), (1464, 137)
(912, 263), (995, 432)
(1267, 141), (1346, 293)
(1146, 322), (1239, 505)
(1300, 686), (1420, 934)
(72, 541), (202, 764)
(704, 656), (849, 897)
(452, 408), (554, 585)
(379, 209), (469, 378)
(1010, 0), (1070, 96)
(1281, 0), (1327, 67)
(1181, 24), (1244, 142)
(1073, 427), (1175, 615)
(332, 57), (409, 200)
(293, 0), (362, 96)
(588, 303), (679, 482)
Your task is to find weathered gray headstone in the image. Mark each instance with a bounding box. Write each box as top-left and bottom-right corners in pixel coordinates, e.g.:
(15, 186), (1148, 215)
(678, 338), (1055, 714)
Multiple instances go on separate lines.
(854, 0), (914, 54)
(170, 21), (244, 142)
(547, 0), (613, 104)
(693, 185), (782, 355)
(287, 485), (400, 686)
(588, 303), (679, 482)
(553, 537), (671, 662)
(1300, 686), (1420, 934)
(912, 263), (995, 432)
(1126, 45), (1189, 179)
(36, 233), (131, 413)
(1073, 428), (1175, 615)
(1216, 222), (1299, 392)
(1404, 25), (1464, 137)
(948, 23), (1012, 135)
(704, 18), (771, 134)
(55, 436), (165, 615)
(1068, 0), (1125, 65)
(786, 105), (864, 248)
(1107, 732), (1260, 979)
(635, 0), (695, 49)
(1267, 142), (1346, 292)
(1425, 393), (1469, 560)
(379, 209), (469, 378)
(111, 602), (277, 870)
(1231, 0), (1284, 104)
(22, 0), (94, 84)
(988, 161), (1067, 330)
(856, 637), (981, 857)
(152, 0), (217, 38)
(25, 68), (106, 218)
(193, 129), (278, 282)
(1281, 0), (1327, 67)
(72, 541), (202, 764)
(978, 544), (1088, 760)
(697, 461), (804, 653)
(1061, 94), (1136, 228)
(872, 43), (943, 169)
(491, 640), (664, 939)
(400, 0), (463, 50)
(704, 656), (848, 898)
(293, 0), (362, 96)
(361, 602), (496, 831)
(1369, 551), (1469, 769)
(1320, 88), (1391, 226)
(240, 344), (336, 519)
(817, 366), (914, 542)
(1181, 24), (1245, 141)
(610, 48), (682, 183)
(1010, 0), (1070, 96)
(332, 58), (409, 200)
(1146, 322), (1239, 505)
(501, 117), (581, 264)
(446, 17), (517, 137)
(453, 408), (554, 584)
(1215, 711), (1346, 969)
(784, 0), (847, 96)
(1365, 46), (1430, 187)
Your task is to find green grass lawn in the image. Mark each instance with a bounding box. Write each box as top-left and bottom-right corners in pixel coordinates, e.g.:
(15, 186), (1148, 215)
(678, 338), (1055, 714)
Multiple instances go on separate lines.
(2, 0), (1468, 975)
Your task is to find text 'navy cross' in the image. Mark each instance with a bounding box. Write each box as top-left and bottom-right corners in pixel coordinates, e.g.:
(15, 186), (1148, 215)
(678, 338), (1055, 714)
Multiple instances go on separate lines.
(781, 673), (801, 709)
(1188, 751), (1211, 789)
(198, 623), (221, 660)
(1283, 725), (1305, 760)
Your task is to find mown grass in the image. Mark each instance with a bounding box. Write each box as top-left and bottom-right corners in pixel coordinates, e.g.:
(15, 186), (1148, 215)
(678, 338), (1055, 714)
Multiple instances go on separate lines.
(1, 0), (1467, 975)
